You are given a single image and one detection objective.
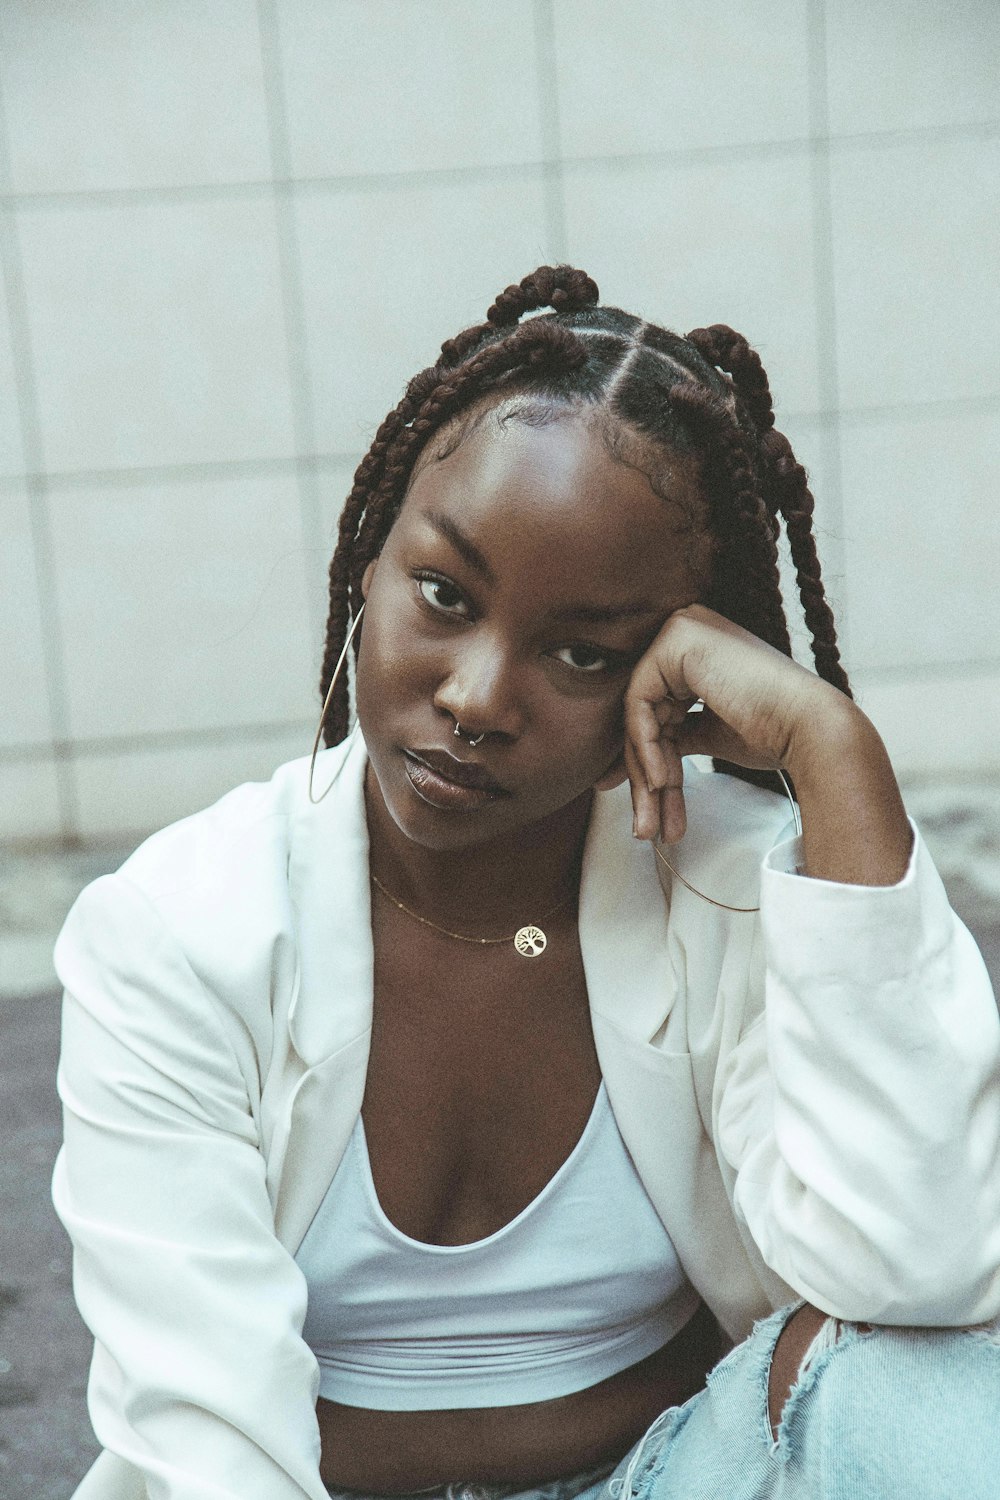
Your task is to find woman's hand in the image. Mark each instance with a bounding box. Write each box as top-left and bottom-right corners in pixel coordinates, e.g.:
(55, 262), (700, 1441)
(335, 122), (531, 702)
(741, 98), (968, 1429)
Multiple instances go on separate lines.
(623, 604), (913, 885)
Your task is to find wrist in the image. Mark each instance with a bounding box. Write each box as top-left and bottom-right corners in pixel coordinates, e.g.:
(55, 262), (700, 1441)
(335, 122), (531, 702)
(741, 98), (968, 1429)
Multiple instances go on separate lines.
(783, 694), (912, 886)
(783, 692), (875, 796)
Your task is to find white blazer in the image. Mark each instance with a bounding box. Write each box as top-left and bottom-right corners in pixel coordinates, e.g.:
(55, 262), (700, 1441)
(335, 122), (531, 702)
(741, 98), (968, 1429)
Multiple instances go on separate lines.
(52, 729), (1000, 1500)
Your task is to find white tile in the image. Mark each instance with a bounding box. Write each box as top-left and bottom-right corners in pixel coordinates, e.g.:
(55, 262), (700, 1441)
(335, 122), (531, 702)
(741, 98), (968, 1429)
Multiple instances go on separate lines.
(17, 196), (296, 472)
(72, 729), (310, 841)
(295, 174), (550, 453)
(563, 152), (822, 413)
(553, 0), (811, 157)
(0, 757), (61, 841)
(853, 669), (1000, 779)
(840, 407), (1000, 674)
(0, 258), (26, 476)
(0, 0), (270, 193)
(276, 0), (544, 177)
(826, 0), (1000, 136)
(830, 136), (1000, 410)
(47, 472), (317, 740)
(0, 487), (55, 749)
(0, 930), (62, 997)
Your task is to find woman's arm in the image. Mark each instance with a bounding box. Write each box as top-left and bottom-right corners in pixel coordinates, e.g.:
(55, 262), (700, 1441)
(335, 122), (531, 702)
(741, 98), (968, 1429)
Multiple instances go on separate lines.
(53, 874), (331, 1500)
(718, 826), (1000, 1323)
(625, 606), (1000, 1322)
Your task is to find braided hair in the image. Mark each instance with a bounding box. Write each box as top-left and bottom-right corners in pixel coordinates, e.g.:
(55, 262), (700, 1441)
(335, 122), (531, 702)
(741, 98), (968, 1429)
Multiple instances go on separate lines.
(319, 265), (850, 794)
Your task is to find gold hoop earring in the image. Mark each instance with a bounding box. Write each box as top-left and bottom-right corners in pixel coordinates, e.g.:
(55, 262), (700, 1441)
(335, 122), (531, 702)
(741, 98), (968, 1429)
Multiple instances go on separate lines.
(308, 603), (366, 805)
(652, 768), (801, 913)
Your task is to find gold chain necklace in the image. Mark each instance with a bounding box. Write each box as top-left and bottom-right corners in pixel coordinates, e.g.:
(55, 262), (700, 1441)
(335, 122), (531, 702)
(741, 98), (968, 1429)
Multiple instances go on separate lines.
(370, 872), (575, 957)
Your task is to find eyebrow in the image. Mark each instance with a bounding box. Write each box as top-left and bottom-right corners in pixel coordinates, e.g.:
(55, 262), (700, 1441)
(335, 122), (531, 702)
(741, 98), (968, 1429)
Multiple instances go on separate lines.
(425, 510), (660, 626)
(425, 511), (497, 587)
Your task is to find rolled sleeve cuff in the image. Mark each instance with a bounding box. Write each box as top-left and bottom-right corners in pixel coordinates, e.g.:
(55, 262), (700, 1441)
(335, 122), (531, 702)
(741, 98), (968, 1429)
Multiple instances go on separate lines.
(759, 820), (955, 983)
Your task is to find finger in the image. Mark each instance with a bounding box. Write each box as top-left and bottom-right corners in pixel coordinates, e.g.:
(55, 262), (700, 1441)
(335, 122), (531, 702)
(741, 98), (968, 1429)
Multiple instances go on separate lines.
(659, 781), (687, 846)
(653, 731), (687, 844)
(653, 694), (694, 729)
(624, 736), (659, 841)
(629, 724), (686, 844)
(626, 690), (688, 791)
(627, 696), (669, 791)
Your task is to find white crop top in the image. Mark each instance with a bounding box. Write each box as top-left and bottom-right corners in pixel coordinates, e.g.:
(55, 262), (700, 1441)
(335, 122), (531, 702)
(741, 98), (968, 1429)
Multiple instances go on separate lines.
(296, 1081), (701, 1409)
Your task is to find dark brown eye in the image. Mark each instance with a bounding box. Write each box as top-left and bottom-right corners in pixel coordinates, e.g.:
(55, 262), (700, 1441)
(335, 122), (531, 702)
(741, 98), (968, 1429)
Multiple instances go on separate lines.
(417, 576), (469, 616)
(552, 644), (609, 672)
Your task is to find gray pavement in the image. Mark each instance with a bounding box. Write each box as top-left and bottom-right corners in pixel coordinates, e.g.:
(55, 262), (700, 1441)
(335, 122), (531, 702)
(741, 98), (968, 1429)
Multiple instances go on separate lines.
(1, 782), (998, 1498)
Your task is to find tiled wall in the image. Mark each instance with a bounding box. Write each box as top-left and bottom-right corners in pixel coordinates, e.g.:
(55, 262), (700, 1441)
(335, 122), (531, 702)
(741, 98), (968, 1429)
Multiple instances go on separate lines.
(1, 1), (998, 843)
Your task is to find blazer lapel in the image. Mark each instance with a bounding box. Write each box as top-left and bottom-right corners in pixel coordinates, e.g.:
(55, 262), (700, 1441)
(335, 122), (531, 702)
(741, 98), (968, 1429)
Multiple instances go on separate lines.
(274, 730), (374, 1250)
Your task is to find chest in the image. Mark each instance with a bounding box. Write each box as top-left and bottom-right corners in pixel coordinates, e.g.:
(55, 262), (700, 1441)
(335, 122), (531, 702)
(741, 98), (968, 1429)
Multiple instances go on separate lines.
(361, 902), (601, 1246)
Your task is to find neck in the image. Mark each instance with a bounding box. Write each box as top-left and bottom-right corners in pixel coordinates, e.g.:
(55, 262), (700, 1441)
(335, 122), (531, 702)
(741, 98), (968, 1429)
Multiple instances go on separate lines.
(363, 767), (592, 936)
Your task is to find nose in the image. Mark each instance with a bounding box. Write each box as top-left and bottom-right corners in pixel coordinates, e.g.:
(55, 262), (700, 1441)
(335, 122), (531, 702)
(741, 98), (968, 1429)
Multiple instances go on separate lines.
(433, 632), (526, 743)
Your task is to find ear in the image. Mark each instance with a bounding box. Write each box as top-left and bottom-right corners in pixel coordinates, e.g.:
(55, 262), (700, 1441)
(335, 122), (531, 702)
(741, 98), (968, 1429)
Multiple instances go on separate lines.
(361, 559), (377, 598)
(593, 750), (629, 793)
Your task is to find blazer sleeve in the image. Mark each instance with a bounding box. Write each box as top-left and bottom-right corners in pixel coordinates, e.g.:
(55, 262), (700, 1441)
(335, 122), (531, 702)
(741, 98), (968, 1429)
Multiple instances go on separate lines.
(716, 822), (1000, 1325)
(51, 873), (332, 1500)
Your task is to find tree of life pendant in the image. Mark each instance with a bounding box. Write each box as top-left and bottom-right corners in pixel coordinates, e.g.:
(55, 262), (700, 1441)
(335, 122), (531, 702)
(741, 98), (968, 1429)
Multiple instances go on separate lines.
(514, 925), (547, 957)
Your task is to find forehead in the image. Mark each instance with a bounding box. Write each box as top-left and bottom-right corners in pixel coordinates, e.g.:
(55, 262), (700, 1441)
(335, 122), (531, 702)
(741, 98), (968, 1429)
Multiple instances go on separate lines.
(396, 411), (707, 610)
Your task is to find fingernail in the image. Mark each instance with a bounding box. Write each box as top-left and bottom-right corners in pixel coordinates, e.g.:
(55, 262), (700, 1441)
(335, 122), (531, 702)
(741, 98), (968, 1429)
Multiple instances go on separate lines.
(632, 813), (639, 838)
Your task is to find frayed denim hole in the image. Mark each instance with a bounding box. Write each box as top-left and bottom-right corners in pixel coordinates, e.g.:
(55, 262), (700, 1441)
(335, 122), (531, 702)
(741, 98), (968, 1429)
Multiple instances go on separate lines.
(705, 1300), (803, 1402)
(743, 1299), (809, 1455)
(766, 1318), (879, 1458)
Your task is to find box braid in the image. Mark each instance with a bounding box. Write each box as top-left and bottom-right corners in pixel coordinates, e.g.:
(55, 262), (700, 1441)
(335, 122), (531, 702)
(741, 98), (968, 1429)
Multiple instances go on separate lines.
(319, 266), (850, 797)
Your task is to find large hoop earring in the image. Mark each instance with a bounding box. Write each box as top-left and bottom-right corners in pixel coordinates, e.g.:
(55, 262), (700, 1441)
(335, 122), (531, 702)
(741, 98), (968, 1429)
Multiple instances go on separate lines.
(308, 603), (365, 805)
(652, 768), (801, 913)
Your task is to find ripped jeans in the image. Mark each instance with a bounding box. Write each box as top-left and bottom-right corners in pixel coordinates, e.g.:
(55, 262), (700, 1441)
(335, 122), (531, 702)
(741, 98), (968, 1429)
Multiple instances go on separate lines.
(325, 1301), (1000, 1500)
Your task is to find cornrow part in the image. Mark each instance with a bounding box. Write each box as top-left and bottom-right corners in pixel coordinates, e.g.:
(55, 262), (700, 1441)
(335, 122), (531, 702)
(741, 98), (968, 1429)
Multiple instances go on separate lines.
(761, 427), (852, 698)
(686, 324), (776, 434)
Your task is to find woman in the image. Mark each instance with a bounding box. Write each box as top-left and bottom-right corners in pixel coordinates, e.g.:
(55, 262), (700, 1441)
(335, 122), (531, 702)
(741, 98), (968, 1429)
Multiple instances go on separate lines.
(54, 267), (1000, 1499)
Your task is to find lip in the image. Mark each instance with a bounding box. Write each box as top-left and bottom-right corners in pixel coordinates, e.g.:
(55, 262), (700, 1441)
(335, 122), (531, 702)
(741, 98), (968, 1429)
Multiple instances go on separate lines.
(403, 748), (509, 810)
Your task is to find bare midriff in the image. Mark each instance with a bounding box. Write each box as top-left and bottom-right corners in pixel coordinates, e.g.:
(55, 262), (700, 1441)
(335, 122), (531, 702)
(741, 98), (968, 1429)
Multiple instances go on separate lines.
(315, 1299), (726, 1494)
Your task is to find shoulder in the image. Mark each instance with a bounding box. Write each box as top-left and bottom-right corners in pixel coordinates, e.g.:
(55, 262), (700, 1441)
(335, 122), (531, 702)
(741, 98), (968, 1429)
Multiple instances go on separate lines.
(115, 750), (317, 900)
(55, 738), (361, 1034)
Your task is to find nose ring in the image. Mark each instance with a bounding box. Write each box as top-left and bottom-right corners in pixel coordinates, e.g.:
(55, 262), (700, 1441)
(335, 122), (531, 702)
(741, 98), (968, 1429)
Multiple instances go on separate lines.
(454, 721), (486, 748)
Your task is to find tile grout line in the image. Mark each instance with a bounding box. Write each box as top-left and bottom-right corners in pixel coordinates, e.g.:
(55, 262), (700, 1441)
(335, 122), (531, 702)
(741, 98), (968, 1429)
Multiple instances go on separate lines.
(2, 119), (996, 213)
(533, 0), (567, 262)
(0, 717), (315, 765)
(0, 68), (79, 840)
(255, 0), (328, 663)
(805, 0), (848, 654)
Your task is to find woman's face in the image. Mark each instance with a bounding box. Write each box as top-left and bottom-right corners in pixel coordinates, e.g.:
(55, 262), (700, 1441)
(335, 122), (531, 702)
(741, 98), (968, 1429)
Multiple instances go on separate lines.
(356, 409), (705, 853)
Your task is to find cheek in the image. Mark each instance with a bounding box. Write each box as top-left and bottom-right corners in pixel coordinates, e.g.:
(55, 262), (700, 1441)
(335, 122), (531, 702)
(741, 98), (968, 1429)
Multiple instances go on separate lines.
(542, 690), (624, 781)
(354, 585), (440, 727)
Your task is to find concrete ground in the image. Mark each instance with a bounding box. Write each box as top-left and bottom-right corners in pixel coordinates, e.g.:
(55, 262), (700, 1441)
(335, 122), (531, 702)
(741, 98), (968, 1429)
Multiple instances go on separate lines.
(1, 781), (998, 1498)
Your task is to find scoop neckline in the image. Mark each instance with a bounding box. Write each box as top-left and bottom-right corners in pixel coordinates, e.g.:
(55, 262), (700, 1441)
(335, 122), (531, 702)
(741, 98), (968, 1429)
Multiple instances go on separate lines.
(356, 1079), (608, 1255)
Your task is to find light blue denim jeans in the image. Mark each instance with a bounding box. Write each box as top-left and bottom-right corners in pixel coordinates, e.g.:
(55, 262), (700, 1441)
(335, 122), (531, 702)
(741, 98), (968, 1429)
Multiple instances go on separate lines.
(326, 1301), (1000, 1500)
